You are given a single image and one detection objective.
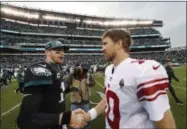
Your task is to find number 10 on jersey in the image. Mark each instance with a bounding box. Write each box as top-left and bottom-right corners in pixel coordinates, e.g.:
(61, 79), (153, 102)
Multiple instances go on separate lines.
(106, 90), (120, 129)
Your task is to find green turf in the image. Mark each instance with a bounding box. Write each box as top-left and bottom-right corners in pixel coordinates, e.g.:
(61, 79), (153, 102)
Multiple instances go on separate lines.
(1, 67), (186, 129)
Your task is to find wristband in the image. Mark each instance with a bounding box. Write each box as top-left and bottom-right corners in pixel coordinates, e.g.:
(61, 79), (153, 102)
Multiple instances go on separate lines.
(59, 113), (63, 125)
(88, 108), (97, 121)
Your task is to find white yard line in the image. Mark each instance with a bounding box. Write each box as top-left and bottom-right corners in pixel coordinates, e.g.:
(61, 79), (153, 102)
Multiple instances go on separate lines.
(90, 78), (105, 104)
(172, 86), (186, 90)
(90, 100), (98, 105)
(95, 80), (104, 88)
(1, 103), (21, 117)
(1, 78), (104, 117)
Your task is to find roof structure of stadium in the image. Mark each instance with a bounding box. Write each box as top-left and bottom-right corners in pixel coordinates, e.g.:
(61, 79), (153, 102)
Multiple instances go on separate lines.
(1, 3), (163, 29)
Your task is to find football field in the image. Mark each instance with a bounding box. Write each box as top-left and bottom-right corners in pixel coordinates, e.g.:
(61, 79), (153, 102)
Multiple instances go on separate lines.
(1, 67), (186, 129)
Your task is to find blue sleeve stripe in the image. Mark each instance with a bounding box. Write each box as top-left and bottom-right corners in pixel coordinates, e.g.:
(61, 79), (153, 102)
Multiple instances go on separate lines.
(24, 80), (53, 87)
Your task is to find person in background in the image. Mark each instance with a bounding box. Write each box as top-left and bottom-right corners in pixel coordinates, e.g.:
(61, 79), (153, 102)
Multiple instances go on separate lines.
(71, 63), (95, 129)
(165, 60), (184, 105)
(14, 66), (25, 94)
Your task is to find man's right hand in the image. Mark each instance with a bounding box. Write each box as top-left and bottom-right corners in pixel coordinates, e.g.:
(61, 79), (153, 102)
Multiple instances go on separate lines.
(70, 109), (88, 129)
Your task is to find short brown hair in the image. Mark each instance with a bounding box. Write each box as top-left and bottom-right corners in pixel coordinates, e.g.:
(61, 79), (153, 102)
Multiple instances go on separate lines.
(102, 29), (133, 52)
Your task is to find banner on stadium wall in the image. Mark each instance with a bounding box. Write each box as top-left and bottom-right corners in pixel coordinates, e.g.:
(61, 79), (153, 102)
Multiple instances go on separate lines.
(172, 63), (182, 67)
(1, 29), (160, 38)
(132, 34), (160, 38)
(0, 44), (169, 51)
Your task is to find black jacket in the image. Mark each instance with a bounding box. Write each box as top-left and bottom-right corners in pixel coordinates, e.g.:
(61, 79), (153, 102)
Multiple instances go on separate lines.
(165, 66), (180, 83)
(17, 62), (72, 129)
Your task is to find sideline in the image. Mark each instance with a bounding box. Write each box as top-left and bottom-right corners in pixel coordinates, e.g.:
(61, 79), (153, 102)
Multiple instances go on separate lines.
(1, 103), (21, 117)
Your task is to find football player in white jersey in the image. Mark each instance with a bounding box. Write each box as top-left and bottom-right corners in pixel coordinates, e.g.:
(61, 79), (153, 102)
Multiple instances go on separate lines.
(76, 29), (176, 129)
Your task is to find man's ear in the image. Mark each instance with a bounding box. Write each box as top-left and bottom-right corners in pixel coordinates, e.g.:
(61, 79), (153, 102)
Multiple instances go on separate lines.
(45, 50), (50, 56)
(115, 40), (123, 50)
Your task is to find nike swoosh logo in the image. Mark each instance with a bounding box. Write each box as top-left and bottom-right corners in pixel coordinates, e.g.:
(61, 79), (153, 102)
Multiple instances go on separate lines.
(153, 65), (160, 70)
(39, 64), (46, 67)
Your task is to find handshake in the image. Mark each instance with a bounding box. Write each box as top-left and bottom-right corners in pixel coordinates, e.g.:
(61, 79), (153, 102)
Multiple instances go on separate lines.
(70, 108), (91, 129)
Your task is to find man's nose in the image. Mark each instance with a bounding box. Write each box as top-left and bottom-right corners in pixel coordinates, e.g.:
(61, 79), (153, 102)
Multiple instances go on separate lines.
(101, 46), (105, 53)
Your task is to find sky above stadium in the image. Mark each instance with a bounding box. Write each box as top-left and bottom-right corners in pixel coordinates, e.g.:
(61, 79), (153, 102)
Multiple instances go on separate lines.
(3, 1), (186, 48)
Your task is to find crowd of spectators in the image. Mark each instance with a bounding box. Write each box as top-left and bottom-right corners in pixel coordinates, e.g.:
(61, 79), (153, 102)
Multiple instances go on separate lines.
(0, 55), (105, 68)
(1, 19), (160, 36)
(1, 33), (167, 46)
(1, 19), (168, 47)
(1, 19), (183, 70)
(165, 49), (186, 63)
(1, 49), (186, 69)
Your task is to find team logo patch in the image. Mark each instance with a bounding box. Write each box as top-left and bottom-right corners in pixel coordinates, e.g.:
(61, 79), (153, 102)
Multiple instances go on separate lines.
(108, 84), (110, 88)
(119, 79), (124, 88)
(57, 73), (60, 79)
(30, 67), (52, 77)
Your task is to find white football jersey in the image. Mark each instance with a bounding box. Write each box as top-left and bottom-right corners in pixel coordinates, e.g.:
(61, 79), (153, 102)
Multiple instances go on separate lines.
(104, 57), (170, 129)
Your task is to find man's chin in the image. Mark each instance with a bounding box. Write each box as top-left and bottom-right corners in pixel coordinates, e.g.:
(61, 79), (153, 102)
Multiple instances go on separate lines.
(56, 60), (63, 64)
(105, 56), (112, 62)
(104, 56), (108, 60)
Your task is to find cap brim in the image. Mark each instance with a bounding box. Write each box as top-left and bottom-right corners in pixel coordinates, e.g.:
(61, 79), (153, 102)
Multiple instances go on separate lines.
(48, 46), (69, 51)
(59, 46), (69, 51)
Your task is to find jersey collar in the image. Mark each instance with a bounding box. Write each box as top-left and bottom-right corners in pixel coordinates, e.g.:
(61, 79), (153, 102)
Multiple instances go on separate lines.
(113, 57), (132, 69)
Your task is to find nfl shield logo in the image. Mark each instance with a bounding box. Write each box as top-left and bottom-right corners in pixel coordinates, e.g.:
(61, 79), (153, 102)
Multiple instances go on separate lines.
(119, 79), (124, 88)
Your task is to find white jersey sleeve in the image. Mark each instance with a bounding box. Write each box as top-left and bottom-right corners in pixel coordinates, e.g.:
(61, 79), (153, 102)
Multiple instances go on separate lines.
(104, 64), (112, 87)
(136, 60), (170, 121)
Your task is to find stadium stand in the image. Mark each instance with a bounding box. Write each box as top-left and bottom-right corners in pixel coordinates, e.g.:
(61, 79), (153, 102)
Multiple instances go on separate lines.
(1, 33), (168, 46)
(0, 3), (186, 70)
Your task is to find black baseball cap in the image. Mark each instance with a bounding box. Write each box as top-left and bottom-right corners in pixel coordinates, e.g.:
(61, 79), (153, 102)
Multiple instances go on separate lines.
(45, 40), (69, 51)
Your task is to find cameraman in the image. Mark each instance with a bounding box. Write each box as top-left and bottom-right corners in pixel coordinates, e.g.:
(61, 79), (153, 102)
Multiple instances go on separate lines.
(71, 63), (95, 129)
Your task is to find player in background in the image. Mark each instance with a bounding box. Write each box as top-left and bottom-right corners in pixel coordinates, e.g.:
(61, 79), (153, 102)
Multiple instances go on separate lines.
(14, 66), (25, 94)
(0, 69), (8, 87)
(75, 29), (176, 129)
(165, 60), (184, 105)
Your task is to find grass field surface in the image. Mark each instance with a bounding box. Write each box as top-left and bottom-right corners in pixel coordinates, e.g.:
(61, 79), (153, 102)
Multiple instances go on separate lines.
(1, 67), (186, 129)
